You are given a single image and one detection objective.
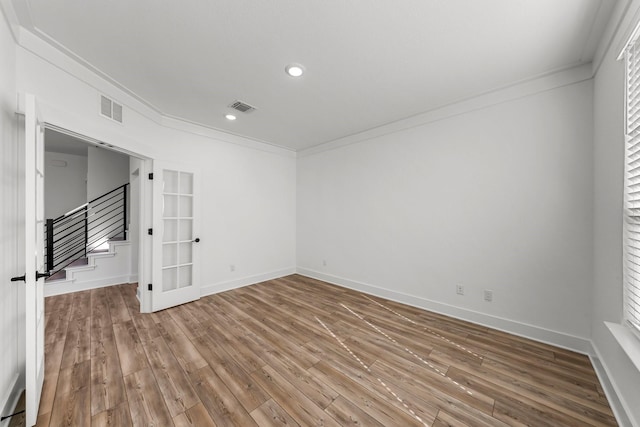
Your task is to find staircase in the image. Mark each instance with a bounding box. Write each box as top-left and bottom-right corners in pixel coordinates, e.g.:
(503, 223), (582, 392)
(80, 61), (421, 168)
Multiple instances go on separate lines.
(44, 184), (133, 296)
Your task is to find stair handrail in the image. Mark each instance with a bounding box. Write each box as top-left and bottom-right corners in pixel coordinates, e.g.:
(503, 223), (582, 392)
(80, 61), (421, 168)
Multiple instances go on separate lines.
(54, 202), (88, 223)
(45, 183), (129, 277)
(52, 184), (128, 223)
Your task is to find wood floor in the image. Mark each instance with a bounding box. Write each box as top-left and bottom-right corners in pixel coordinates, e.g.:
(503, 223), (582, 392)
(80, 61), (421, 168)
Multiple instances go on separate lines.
(32, 274), (617, 426)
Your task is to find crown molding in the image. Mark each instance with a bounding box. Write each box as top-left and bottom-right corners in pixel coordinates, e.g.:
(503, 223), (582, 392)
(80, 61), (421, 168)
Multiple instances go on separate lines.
(299, 63), (594, 158)
(15, 26), (296, 158)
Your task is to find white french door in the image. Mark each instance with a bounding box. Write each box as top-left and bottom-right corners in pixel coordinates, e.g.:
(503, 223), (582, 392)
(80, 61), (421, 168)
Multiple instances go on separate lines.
(151, 161), (201, 311)
(24, 94), (47, 426)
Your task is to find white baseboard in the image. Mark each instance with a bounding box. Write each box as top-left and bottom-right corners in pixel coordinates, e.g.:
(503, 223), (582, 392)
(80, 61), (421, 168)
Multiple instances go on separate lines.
(296, 268), (593, 355)
(0, 374), (22, 427)
(591, 344), (637, 427)
(200, 267), (296, 297)
(44, 274), (133, 297)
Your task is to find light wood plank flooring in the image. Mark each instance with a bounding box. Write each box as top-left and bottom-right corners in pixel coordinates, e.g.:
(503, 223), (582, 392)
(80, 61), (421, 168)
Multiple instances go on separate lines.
(30, 274), (616, 426)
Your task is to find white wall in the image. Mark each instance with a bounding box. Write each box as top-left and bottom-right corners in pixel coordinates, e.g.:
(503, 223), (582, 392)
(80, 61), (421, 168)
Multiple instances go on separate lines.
(15, 33), (297, 299)
(0, 5), (24, 426)
(592, 0), (640, 425)
(86, 146), (129, 249)
(87, 145), (128, 200)
(44, 151), (87, 218)
(298, 77), (595, 350)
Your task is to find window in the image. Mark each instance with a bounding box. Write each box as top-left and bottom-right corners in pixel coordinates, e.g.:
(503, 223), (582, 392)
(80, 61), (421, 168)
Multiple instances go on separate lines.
(623, 34), (640, 335)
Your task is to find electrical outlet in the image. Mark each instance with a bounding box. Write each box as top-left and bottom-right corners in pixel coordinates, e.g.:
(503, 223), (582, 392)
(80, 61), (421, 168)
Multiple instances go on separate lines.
(484, 290), (493, 302)
(230, 264), (235, 272)
(456, 285), (464, 295)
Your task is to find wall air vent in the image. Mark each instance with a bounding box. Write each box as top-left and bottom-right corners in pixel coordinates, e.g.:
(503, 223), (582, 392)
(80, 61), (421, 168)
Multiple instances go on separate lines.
(100, 94), (123, 123)
(228, 100), (257, 113)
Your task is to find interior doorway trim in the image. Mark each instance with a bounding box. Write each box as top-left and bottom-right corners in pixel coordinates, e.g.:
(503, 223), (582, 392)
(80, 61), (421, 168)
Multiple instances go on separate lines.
(43, 123), (153, 312)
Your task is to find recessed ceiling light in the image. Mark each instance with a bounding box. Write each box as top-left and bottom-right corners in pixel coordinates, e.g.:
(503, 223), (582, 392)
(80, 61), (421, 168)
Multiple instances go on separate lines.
(285, 64), (304, 77)
(225, 114), (237, 121)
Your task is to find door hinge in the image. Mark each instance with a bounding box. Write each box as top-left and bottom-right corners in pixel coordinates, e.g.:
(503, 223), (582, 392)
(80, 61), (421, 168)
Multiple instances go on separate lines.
(148, 173), (153, 180)
(148, 228), (153, 235)
(148, 284), (153, 291)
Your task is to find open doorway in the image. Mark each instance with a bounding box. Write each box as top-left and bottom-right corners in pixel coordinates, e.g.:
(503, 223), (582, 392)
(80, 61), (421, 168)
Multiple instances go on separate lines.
(42, 126), (150, 311)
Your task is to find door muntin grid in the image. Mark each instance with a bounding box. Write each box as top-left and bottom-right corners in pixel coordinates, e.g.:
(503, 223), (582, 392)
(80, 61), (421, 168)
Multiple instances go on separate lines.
(161, 170), (194, 292)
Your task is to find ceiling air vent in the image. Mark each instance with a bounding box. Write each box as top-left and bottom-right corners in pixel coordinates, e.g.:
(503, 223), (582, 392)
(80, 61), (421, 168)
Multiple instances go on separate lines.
(100, 94), (123, 123)
(228, 100), (257, 113)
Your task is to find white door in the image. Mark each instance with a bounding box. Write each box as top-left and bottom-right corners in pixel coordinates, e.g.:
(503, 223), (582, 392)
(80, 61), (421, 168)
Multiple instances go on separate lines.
(151, 162), (201, 311)
(24, 94), (47, 426)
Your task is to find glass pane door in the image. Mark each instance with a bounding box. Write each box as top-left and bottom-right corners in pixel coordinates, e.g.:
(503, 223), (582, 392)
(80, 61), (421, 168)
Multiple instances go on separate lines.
(152, 162), (200, 311)
(161, 170), (194, 292)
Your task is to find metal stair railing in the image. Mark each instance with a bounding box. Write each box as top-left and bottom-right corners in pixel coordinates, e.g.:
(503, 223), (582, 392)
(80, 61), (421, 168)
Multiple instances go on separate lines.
(44, 183), (129, 277)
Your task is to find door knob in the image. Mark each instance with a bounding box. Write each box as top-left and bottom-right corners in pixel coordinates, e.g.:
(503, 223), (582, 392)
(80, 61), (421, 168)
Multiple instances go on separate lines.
(35, 271), (50, 280)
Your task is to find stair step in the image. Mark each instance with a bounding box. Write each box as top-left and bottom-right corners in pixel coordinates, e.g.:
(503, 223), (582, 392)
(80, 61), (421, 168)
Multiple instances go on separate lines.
(69, 258), (89, 267)
(46, 257), (89, 282)
(89, 249), (109, 254)
(47, 270), (67, 282)
(45, 276), (74, 286)
(45, 239), (130, 285)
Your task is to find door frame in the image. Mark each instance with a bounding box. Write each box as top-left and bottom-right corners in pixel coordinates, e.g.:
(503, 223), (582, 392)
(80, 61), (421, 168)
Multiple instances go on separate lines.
(42, 124), (155, 312)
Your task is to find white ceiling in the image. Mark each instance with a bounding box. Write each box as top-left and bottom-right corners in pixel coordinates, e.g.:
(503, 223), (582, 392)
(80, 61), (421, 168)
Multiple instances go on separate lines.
(10, 0), (616, 151)
(45, 129), (88, 157)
